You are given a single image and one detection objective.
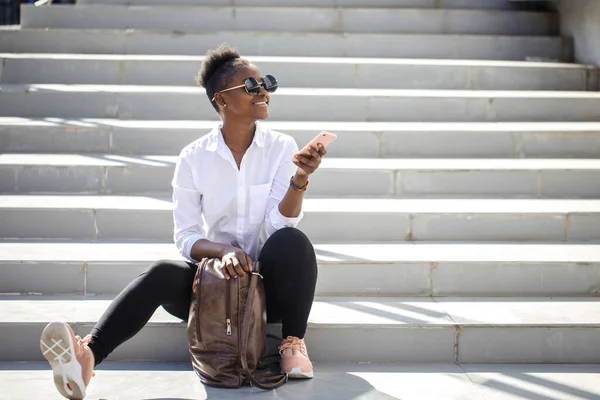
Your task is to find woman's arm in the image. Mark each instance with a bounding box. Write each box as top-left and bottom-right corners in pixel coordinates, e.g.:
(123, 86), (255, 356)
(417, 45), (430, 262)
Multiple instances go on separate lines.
(262, 139), (327, 237)
(189, 239), (229, 261)
(173, 152), (253, 277)
(172, 153), (207, 261)
(278, 143), (326, 218)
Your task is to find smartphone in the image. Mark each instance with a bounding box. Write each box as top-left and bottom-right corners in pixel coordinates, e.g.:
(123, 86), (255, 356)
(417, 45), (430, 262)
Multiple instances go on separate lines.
(304, 131), (337, 150)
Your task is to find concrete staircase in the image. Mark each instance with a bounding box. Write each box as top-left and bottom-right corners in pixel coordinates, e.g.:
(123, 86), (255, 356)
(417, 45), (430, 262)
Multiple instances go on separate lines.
(2, 0), (600, 393)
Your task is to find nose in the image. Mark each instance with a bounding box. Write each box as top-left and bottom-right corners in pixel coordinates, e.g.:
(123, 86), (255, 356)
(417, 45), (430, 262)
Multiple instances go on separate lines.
(258, 85), (270, 100)
(258, 85), (269, 95)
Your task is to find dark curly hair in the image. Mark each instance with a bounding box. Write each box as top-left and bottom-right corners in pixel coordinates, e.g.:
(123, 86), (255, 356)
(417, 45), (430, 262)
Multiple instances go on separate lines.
(197, 43), (251, 112)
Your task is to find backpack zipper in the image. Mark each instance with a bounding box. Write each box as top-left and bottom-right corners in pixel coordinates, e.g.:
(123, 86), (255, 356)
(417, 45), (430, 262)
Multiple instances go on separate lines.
(226, 279), (232, 336)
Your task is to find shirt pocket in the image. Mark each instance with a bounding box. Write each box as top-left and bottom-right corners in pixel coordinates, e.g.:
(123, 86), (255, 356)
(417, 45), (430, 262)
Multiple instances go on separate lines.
(248, 183), (273, 225)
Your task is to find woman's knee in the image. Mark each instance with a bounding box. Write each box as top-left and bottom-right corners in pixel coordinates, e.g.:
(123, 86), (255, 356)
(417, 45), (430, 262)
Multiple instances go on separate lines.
(140, 259), (195, 296)
(143, 259), (180, 285)
(267, 227), (313, 251)
(261, 228), (317, 273)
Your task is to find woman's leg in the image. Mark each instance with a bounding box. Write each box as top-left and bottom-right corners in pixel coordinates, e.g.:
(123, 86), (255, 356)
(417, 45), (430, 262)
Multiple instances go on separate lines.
(41, 259), (197, 399)
(88, 259), (197, 366)
(258, 227), (317, 378)
(259, 227), (318, 338)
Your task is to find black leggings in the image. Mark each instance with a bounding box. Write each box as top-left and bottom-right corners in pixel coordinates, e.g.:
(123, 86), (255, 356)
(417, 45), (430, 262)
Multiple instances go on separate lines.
(87, 227), (318, 366)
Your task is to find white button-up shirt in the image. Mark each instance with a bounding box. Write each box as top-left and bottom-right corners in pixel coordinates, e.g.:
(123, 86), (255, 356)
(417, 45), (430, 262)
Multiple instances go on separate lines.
(172, 122), (303, 262)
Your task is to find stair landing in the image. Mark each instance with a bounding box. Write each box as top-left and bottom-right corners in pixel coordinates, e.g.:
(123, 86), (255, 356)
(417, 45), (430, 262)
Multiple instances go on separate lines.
(3, 362), (600, 400)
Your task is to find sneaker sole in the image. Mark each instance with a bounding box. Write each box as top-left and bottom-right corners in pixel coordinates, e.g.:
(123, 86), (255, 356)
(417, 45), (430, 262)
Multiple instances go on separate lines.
(285, 367), (313, 379)
(40, 321), (86, 400)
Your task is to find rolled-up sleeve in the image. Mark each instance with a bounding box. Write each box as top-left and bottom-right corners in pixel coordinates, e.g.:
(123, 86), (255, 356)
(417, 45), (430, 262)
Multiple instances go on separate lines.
(264, 138), (304, 236)
(172, 151), (205, 261)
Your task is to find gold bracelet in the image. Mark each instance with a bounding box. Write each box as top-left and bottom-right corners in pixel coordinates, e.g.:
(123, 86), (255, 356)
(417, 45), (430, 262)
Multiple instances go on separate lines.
(290, 176), (309, 192)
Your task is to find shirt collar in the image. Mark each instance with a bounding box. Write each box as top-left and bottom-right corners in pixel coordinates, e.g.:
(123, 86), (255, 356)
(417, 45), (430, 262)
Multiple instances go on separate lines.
(206, 122), (266, 152)
(205, 126), (220, 152)
(253, 122), (266, 148)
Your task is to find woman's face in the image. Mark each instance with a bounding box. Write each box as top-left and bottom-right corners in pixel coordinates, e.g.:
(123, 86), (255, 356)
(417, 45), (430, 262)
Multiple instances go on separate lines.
(217, 64), (271, 121)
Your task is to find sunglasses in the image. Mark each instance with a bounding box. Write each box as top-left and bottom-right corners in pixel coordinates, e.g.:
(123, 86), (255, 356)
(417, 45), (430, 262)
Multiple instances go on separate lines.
(211, 75), (278, 102)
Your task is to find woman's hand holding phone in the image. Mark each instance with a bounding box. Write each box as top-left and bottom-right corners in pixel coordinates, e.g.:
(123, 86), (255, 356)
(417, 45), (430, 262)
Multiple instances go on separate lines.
(293, 131), (336, 177)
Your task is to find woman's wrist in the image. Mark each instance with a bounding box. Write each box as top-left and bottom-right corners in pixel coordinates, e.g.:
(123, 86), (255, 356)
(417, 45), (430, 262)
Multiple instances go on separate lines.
(292, 172), (309, 186)
(291, 173), (309, 192)
(217, 243), (235, 259)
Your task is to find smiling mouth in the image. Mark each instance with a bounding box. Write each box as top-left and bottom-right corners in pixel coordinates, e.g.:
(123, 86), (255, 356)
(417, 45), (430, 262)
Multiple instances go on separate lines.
(253, 100), (268, 106)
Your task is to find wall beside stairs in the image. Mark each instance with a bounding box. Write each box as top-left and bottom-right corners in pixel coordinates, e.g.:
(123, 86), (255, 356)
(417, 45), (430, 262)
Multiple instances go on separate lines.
(557, 0), (600, 67)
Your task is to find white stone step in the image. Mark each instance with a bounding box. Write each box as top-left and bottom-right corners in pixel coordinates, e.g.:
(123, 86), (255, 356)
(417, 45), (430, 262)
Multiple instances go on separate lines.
(4, 119), (600, 158)
(3, 295), (600, 363)
(3, 54), (596, 91)
(2, 242), (600, 297)
(20, 5), (558, 36)
(2, 154), (600, 198)
(0, 28), (571, 60)
(4, 361), (600, 400)
(74, 0), (540, 10)
(3, 85), (600, 122)
(1, 196), (600, 242)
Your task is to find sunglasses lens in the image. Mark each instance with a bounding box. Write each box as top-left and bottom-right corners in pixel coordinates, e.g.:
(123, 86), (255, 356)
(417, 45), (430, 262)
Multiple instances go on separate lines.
(243, 75), (278, 95)
(263, 75), (278, 93)
(245, 77), (261, 95)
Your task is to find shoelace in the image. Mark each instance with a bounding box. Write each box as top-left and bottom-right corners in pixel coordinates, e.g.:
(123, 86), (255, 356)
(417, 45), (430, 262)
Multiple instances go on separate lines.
(278, 337), (308, 357)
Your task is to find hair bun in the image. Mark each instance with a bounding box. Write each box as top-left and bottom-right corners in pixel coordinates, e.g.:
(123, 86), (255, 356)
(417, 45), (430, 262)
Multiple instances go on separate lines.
(197, 43), (241, 88)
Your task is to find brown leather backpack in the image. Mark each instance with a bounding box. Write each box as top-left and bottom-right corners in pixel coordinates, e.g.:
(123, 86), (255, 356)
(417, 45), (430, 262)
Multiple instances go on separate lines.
(187, 258), (288, 390)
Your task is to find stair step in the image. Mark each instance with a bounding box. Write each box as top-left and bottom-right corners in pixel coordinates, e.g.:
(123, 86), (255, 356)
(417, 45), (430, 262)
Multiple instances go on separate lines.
(6, 361), (600, 400)
(3, 85), (600, 121)
(2, 155), (600, 198)
(2, 242), (600, 296)
(4, 295), (600, 363)
(0, 29), (571, 60)
(1, 196), (600, 242)
(3, 54), (595, 90)
(3, 119), (600, 157)
(74, 0), (541, 10)
(20, 6), (558, 36)
(3, 119), (600, 158)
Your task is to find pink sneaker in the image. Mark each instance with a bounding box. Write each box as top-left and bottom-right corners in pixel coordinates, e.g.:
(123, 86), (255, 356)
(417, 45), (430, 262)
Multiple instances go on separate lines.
(278, 336), (314, 379)
(40, 321), (96, 400)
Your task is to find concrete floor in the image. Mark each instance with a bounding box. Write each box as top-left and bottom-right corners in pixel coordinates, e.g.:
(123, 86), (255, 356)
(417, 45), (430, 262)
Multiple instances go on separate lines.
(2, 362), (600, 400)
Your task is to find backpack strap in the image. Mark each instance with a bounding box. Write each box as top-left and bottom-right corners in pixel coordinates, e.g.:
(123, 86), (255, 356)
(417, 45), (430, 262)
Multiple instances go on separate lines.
(239, 271), (288, 390)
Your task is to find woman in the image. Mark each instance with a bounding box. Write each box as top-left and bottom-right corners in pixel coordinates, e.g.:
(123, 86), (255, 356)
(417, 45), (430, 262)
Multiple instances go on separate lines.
(39, 43), (326, 400)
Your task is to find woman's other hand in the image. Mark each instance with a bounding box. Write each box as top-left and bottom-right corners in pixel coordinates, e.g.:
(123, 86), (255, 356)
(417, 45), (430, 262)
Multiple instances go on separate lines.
(220, 245), (253, 279)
